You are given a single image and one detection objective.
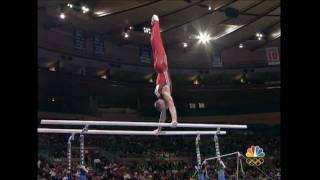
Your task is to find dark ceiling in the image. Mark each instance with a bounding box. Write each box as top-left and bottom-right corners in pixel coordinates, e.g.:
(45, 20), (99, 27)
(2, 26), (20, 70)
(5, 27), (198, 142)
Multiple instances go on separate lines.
(38, 0), (280, 50)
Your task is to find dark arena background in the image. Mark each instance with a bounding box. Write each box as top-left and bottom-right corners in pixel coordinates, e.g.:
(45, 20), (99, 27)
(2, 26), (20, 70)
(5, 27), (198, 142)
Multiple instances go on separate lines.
(37, 0), (280, 180)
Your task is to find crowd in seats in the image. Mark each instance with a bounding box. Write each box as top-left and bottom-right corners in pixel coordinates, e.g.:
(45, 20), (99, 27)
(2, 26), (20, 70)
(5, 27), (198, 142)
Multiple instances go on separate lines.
(38, 125), (280, 180)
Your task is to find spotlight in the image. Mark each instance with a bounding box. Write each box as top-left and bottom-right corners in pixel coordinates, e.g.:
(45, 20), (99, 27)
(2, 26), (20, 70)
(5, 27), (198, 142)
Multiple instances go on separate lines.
(193, 79), (199, 85)
(196, 32), (211, 44)
(143, 27), (151, 34)
(240, 72), (247, 84)
(101, 75), (107, 79)
(82, 6), (89, 13)
(59, 12), (66, 19)
(239, 43), (244, 48)
(208, 5), (212, 11)
(183, 42), (188, 48)
(149, 78), (153, 83)
(256, 32), (263, 38)
(49, 66), (56, 71)
(51, 97), (55, 102)
(124, 32), (129, 39)
(129, 26), (133, 30)
(255, 32), (264, 40)
(67, 3), (73, 8)
(271, 30), (281, 38)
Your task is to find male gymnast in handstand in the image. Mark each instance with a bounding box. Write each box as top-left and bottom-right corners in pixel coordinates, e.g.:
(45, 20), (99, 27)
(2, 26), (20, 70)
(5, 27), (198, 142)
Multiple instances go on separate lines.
(150, 14), (178, 132)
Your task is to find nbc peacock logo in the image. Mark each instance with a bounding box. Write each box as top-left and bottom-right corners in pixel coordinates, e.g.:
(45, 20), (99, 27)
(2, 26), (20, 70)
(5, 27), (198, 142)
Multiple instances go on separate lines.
(245, 146), (265, 166)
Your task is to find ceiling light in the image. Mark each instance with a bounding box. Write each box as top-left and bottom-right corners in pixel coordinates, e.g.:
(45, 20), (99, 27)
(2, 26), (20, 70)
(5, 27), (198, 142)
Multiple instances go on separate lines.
(124, 32), (129, 39)
(271, 30), (281, 38)
(82, 6), (89, 13)
(101, 75), (107, 79)
(67, 3), (73, 8)
(183, 42), (188, 48)
(49, 66), (56, 71)
(59, 12), (65, 19)
(196, 32), (211, 44)
(94, 10), (108, 16)
(143, 27), (151, 34)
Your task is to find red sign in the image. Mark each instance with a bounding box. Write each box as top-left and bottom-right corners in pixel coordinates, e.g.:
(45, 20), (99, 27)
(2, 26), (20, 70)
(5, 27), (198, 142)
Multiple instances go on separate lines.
(266, 47), (280, 65)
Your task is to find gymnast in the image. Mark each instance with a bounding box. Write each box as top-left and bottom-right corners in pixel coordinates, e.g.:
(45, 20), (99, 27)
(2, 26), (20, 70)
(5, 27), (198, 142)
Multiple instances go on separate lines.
(150, 14), (178, 132)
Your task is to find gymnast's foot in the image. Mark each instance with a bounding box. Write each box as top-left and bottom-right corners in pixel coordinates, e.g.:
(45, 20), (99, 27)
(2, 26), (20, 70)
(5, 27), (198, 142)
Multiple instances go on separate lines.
(171, 120), (178, 128)
(153, 128), (161, 135)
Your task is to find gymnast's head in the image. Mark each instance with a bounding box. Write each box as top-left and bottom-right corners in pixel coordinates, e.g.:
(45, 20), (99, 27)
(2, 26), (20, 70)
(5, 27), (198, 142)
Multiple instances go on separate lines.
(154, 98), (166, 112)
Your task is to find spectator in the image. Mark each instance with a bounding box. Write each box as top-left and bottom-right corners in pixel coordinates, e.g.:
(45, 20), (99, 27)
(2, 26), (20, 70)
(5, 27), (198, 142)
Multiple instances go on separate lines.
(38, 125), (280, 180)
